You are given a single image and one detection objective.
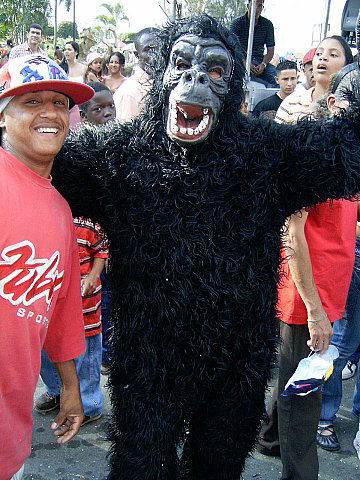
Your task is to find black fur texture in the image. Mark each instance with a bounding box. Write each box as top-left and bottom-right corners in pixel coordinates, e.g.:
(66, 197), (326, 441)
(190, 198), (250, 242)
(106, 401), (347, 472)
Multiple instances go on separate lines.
(53, 15), (360, 480)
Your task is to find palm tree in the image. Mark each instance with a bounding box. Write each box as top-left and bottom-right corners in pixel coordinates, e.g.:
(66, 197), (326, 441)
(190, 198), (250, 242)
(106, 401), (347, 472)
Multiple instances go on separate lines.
(96, 2), (129, 30)
(54, 0), (72, 47)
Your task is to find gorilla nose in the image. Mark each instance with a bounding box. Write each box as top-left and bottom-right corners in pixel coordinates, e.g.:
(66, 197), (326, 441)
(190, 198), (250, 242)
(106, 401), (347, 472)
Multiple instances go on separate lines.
(183, 70), (209, 86)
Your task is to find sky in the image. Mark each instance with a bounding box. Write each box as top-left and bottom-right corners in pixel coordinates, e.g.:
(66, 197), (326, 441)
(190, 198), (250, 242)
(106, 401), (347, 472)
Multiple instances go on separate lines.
(56, 0), (349, 55)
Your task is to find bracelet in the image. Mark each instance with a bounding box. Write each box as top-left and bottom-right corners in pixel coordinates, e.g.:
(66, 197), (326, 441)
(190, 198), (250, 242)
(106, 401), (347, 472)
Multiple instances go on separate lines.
(261, 62), (267, 67)
(307, 319), (322, 323)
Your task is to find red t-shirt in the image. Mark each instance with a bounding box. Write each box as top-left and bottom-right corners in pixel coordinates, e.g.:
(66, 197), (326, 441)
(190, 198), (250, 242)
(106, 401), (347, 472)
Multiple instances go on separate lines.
(0, 148), (85, 479)
(278, 199), (357, 324)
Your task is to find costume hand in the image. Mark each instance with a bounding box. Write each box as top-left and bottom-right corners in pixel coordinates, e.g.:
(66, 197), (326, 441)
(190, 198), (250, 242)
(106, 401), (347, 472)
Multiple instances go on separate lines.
(255, 63), (265, 75)
(306, 311), (333, 354)
(51, 386), (84, 444)
(81, 274), (97, 296)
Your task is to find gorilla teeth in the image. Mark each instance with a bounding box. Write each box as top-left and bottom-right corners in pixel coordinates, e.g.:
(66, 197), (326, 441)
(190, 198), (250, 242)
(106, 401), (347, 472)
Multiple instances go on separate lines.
(171, 125), (179, 133)
(180, 127), (187, 134)
(187, 128), (194, 135)
(194, 128), (200, 134)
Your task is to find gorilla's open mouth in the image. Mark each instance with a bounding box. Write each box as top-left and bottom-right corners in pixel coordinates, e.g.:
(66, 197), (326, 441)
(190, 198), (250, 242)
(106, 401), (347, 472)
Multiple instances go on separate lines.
(168, 101), (213, 142)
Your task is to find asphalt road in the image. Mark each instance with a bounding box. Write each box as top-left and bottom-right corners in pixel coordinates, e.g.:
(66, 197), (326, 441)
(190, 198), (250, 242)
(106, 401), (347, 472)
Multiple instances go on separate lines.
(23, 368), (360, 480)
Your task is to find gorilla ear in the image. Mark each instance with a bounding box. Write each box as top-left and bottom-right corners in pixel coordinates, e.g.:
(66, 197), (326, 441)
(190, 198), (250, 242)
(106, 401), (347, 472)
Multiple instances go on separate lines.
(327, 95), (338, 115)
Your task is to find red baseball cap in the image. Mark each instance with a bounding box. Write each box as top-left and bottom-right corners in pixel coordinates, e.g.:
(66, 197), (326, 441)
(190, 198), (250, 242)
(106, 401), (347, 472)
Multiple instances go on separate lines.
(0, 54), (94, 106)
(302, 48), (316, 66)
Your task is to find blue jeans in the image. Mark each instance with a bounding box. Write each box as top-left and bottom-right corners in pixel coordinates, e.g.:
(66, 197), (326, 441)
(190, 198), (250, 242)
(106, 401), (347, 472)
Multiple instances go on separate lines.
(251, 62), (277, 88)
(320, 238), (360, 422)
(100, 271), (113, 365)
(40, 334), (103, 417)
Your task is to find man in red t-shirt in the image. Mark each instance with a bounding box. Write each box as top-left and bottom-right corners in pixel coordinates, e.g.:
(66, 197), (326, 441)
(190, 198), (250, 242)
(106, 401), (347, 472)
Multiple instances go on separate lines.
(0, 54), (94, 479)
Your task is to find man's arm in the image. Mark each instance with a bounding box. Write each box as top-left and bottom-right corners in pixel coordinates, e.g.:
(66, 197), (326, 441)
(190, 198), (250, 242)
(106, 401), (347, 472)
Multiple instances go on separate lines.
(284, 211), (333, 353)
(51, 359), (84, 444)
(82, 257), (106, 296)
(254, 46), (274, 75)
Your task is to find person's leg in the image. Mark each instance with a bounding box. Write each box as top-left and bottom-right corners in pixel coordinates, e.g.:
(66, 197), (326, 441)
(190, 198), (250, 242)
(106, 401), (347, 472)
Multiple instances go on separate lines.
(75, 334), (103, 418)
(278, 322), (321, 480)
(348, 345), (360, 365)
(320, 249), (360, 431)
(100, 279), (113, 368)
(353, 368), (360, 418)
(257, 384), (281, 456)
(257, 63), (278, 87)
(39, 349), (62, 395)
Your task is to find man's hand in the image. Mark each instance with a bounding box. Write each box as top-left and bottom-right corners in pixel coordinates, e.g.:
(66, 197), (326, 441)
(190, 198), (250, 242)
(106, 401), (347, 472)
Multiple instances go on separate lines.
(254, 63), (266, 75)
(250, 63), (258, 75)
(51, 385), (84, 444)
(307, 310), (333, 354)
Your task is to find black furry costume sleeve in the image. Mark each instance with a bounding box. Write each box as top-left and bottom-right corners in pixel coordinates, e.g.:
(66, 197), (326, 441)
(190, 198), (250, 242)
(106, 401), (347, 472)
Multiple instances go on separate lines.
(238, 102), (360, 219)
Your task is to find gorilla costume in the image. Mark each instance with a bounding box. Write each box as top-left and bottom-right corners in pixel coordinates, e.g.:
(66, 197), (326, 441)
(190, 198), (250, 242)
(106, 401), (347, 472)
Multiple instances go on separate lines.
(54, 15), (360, 480)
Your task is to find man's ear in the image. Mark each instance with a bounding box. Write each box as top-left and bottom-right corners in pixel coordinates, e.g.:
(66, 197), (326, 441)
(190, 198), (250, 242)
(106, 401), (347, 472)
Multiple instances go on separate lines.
(79, 110), (86, 119)
(275, 75), (279, 86)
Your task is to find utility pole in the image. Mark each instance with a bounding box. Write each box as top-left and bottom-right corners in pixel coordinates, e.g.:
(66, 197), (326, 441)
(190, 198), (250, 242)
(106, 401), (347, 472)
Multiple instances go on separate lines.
(72, 0), (76, 40)
(323, 0), (332, 39)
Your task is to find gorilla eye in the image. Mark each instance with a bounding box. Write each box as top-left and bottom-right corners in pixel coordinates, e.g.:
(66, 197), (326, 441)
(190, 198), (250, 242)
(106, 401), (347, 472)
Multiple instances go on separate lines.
(208, 67), (223, 79)
(176, 60), (190, 71)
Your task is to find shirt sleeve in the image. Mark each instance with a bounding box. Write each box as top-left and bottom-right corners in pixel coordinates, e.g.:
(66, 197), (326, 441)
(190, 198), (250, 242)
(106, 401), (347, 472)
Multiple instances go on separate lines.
(115, 90), (142, 123)
(91, 223), (109, 258)
(43, 228), (85, 363)
(265, 20), (275, 48)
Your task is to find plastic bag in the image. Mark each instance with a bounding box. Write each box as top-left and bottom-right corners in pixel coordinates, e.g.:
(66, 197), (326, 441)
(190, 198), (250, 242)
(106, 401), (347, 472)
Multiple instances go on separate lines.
(282, 345), (339, 397)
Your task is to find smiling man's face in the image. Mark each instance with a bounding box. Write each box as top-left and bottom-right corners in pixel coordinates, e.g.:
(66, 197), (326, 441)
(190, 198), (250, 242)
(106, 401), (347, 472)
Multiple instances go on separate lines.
(0, 91), (69, 176)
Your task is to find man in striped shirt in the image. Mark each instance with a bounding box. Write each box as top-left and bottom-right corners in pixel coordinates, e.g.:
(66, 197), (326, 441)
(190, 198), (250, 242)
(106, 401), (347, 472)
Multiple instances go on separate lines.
(230, 0), (277, 87)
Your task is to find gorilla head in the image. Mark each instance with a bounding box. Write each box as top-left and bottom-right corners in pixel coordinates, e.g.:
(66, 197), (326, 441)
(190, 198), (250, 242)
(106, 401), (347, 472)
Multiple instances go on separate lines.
(141, 15), (246, 150)
(163, 35), (234, 145)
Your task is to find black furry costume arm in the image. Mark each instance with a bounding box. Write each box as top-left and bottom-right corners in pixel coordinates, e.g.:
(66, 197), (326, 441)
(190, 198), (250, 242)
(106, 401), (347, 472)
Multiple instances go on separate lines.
(52, 120), (133, 223)
(244, 101), (360, 219)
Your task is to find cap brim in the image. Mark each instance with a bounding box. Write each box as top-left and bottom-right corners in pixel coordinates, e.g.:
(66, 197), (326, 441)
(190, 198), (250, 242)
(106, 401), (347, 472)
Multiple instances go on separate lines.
(0, 79), (94, 105)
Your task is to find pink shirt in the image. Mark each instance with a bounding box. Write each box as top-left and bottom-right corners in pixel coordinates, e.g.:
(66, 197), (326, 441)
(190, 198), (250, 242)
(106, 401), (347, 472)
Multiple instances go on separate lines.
(113, 65), (152, 123)
(0, 148), (85, 479)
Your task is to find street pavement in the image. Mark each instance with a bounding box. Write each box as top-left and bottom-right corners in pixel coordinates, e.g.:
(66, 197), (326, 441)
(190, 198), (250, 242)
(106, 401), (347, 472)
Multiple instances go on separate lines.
(24, 368), (360, 480)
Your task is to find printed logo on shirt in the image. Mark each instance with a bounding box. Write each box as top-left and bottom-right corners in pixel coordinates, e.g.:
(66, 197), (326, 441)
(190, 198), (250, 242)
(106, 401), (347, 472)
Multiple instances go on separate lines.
(0, 240), (64, 309)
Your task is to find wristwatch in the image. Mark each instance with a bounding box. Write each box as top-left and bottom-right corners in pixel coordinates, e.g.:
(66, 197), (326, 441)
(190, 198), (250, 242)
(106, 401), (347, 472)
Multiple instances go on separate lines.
(261, 62), (267, 68)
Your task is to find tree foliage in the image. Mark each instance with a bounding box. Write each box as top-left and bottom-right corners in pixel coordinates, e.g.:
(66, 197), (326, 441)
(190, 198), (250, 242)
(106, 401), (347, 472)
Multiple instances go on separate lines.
(96, 2), (129, 29)
(58, 20), (79, 39)
(184, 0), (246, 27)
(0, 0), (51, 42)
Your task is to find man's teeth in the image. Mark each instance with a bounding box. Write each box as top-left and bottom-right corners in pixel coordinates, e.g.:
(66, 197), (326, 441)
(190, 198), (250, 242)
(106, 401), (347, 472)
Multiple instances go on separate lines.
(37, 127), (59, 133)
(169, 104), (210, 136)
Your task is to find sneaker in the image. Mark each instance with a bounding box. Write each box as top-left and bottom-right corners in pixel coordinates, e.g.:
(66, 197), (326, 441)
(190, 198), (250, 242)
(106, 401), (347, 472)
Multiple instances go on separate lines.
(101, 363), (111, 376)
(342, 361), (358, 380)
(81, 413), (102, 427)
(34, 392), (60, 414)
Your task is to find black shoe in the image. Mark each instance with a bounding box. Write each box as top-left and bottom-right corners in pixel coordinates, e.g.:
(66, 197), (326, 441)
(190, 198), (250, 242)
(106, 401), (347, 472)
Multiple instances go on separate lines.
(34, 392), (60, 414)
(257, 443), (281, 457)
(316, 425), (340, 451)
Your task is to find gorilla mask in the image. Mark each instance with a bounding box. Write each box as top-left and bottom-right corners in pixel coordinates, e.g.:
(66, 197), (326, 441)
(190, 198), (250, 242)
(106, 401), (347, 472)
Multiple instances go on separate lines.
(163, 34), (233, 146)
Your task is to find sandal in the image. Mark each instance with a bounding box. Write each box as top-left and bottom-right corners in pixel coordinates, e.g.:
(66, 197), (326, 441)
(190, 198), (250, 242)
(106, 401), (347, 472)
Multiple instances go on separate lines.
(316, 424), (340, 451)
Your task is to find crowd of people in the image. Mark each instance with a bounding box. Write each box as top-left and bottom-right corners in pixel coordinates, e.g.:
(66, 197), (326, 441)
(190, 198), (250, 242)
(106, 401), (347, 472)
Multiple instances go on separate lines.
(1, 1), (360, 479)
